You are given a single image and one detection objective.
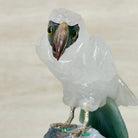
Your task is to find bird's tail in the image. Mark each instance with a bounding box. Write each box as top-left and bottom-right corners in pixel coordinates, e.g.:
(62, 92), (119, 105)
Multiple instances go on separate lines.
(79, 97), (128, 138)
(115, 77), (138, 106)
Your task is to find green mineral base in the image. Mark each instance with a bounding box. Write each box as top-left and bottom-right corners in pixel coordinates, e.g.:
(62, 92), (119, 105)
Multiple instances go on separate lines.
(79, 97), (128, 138)
(83, 133), (90, 136)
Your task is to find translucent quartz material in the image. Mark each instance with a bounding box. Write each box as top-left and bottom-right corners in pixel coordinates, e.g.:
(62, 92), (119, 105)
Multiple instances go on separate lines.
(36, 9), (138, 111)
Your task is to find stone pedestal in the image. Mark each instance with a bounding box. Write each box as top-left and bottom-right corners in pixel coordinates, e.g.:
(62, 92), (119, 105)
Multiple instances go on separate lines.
(44, 126), (105, 138)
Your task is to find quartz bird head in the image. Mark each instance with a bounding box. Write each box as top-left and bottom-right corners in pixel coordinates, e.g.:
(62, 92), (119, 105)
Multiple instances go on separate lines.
(46, 9), (88, 61)
(37, 9), (89, 65)
(47, 20), (80, 60)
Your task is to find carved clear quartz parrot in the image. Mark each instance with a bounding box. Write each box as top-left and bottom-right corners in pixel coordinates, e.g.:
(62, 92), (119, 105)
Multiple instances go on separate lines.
(36, 9), (138, 137)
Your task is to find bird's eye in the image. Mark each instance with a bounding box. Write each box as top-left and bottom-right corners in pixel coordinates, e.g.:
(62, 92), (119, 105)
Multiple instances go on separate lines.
(71, 30), (78, 40)
(47, 26), (53, 36)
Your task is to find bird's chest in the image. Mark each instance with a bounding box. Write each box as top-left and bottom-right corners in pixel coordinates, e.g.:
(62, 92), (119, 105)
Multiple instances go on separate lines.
(48, 58), (86, 82)
(60, 65), (88, 84)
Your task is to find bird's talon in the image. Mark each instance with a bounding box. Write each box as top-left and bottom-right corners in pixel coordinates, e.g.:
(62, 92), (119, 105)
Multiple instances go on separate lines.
(71, 127), (91, 137)
(50, 122), (63, 128)
(50, 122), (77, 129)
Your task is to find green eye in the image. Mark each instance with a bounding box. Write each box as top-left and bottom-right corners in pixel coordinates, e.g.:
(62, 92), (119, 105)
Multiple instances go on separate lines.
(72, 30), (78, 40)
(47, 26), (53, 36)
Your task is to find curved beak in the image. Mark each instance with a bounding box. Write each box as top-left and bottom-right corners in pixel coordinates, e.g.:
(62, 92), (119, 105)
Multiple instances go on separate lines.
(52, 22), (69, 61)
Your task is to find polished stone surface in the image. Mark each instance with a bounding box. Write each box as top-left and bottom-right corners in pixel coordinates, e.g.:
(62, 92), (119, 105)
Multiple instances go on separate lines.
(44, 126), (105, 138)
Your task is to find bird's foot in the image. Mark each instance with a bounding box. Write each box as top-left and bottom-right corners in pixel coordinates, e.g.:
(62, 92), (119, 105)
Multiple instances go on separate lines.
(71, 126), (91, 137)
(50, 122), (77, 129)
